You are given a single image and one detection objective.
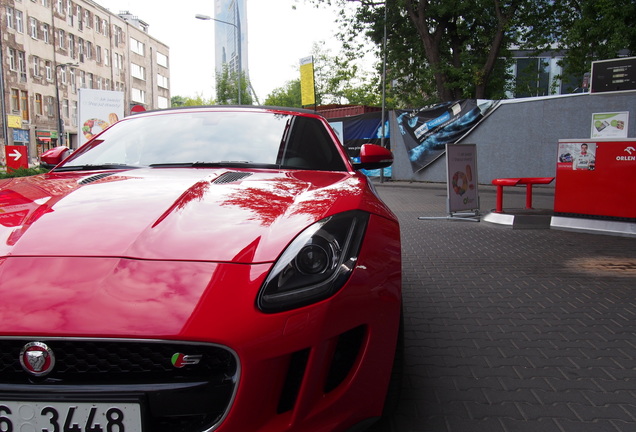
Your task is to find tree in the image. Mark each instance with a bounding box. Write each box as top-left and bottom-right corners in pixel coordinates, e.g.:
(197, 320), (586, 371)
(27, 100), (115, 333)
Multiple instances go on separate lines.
(312, 0), (635, 104)
(171, 95), (214, 107)
(215, 64), (253, 105)
(262, 41), (383, 107)
(264, 79), (302, 107)
(550, 0), (636, 80)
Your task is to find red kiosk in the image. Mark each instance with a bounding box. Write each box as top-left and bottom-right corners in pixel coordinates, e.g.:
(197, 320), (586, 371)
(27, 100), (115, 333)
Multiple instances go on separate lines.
(555, 139), (636, 220)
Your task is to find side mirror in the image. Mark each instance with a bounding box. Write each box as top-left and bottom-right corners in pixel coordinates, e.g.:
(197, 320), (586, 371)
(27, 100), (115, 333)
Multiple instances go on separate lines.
(353, 144), (394, 170)
(40, 146), (70, 169)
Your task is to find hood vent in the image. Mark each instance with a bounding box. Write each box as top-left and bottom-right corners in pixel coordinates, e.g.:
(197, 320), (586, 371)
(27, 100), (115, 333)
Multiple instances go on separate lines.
(78, 173), (116, 185)
(212, 172), (252, 184)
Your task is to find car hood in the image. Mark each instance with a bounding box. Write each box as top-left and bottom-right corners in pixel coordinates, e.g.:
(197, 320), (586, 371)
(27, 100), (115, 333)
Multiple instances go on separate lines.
(0, 168), (389, 263)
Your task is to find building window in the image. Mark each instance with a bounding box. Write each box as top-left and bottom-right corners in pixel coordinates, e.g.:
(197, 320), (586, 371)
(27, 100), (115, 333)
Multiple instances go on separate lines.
(158, 96), (169, 109)
(33, 56), (40, 76)
(113, 25), (122, 46)
(45, 61), (52, 80)
(58, 29), (65, 49)
(46, 96), (55, 116)
(131, 88), (145, 103)
(96, 45), (102, 63)
(72, 101), (78, 126)
(130, 38), (145, 56)
(8, 48), (16, 70)
(35, 93), (43, 115)
(70, 68), (76, 93)
(131, 63), (145, 80)
(104, 48), (110, 66)
(29, 17), (37, 38)
(76, 6), (82, 30)
(21, 91), (29, 121)
(41, 0), (49, 6)
(78, 37), (84, 61)
(11, 89), (20, 112)
(18, 51), (27, 81)
(88, 73), (93, 88)
(157, 74), (169, 89)
(15, 10), (24, 33)
(56, 0), (64, 14)
(69, 34), (75, 58)
(157, 52), (168, 68)
(85, 41), (92, 60)
(6, 7), (14, 29)
(66, 0), (73, 24)
(61, 67), (67, 84)
(63, 99), (69, 119)
(42, 23), (50, 43)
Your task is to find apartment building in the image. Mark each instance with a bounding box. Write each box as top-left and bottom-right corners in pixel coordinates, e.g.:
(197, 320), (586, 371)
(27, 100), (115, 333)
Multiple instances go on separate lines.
(1, 0), (170, 164)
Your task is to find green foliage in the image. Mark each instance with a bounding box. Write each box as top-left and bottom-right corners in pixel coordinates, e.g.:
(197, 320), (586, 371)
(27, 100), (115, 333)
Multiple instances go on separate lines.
(550, 0), (636, 80)
(0, 167), (49, 179)
(264, 79), (302, 107)
(262, 41), (385, 108)
(215, 64), (253, 105)
(171, 95), (215, 107)
(308, 0), (634, 104)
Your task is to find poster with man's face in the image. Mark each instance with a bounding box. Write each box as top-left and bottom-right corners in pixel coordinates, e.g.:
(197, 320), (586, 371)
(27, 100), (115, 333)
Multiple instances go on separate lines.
(558, 142), (597, 171)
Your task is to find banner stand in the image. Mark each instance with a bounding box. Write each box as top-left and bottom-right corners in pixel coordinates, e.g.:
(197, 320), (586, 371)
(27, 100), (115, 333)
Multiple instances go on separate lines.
(418, 143), (480, 222)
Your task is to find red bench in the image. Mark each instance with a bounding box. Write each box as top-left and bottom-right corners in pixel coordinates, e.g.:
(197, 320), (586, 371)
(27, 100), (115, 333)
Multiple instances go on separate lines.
(491, 177), (555, 213)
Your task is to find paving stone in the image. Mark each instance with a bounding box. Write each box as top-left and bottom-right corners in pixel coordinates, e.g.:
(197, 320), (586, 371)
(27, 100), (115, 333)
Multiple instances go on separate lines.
(366, 182), (636, 432)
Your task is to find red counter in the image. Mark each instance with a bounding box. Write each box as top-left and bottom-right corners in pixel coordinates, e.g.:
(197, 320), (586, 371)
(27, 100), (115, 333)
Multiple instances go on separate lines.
(555, 139), (636, 220)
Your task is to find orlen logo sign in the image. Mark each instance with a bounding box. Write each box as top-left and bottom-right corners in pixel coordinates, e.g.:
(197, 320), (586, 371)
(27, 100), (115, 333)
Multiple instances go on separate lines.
(617, 146), (636, 161)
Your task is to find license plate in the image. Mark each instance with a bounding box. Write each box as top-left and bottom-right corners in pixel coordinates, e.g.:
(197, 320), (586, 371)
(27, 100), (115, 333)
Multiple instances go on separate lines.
(0, 401), (142, 432)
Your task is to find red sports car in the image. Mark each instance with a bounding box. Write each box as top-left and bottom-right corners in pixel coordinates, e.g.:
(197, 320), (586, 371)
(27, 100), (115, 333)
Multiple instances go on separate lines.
(0, 106), (402, 432)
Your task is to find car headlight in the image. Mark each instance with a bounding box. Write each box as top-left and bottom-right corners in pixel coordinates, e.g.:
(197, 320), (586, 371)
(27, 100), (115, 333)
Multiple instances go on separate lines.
(257, 211), (369, 313)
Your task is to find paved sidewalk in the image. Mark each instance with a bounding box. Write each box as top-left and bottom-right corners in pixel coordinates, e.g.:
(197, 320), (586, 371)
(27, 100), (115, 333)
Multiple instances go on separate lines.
(369, 181), (636, 432)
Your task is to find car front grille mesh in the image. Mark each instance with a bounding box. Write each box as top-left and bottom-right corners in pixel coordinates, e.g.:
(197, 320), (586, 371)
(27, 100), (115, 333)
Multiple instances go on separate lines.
(0, 339), (238, 432)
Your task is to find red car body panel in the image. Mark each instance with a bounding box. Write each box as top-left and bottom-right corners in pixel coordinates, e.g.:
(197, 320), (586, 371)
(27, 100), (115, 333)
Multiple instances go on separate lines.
(0, 107), (401, 432)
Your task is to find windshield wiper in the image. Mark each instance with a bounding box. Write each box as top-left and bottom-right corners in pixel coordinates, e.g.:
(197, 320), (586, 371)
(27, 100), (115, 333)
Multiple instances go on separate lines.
(53, 163), (140, 172)
(149, 161), (279, 169)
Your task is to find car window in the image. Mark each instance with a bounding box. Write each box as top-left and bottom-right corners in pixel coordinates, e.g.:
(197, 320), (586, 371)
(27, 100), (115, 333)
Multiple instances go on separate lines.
(60, 111), (347, 171)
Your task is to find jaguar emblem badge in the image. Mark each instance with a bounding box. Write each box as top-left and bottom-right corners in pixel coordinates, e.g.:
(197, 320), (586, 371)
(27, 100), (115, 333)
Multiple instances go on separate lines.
(20, 342), (55, 377)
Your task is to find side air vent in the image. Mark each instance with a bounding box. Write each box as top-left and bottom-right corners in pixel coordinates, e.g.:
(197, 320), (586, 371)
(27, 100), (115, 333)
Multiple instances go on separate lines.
(212, 172), (252, 184)
(78, 173), (116, 185)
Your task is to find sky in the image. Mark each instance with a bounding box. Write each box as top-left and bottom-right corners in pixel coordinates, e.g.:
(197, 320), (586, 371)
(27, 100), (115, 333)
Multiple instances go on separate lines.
(96, 0), (346, 101)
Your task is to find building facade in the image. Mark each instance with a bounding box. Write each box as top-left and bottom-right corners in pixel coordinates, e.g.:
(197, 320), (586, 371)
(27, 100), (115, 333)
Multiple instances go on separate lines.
(1, 0), (170, 165)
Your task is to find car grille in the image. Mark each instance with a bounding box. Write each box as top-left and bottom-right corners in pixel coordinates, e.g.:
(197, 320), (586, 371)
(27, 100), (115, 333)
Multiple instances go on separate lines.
(0, 338), (238, 432)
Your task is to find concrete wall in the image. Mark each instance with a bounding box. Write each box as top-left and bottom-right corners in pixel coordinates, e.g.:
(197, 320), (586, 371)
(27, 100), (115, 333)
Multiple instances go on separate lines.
(391, 91), (636, 184)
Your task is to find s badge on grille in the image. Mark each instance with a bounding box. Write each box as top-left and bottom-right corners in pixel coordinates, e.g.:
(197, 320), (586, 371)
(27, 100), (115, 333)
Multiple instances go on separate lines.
(171, 353), (202, 368)
(20, 342), (55, 377)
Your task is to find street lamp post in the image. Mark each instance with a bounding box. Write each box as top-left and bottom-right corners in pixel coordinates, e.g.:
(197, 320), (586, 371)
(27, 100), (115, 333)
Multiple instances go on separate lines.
(195, 11), (242, 105)
(54, 62), (78, 147)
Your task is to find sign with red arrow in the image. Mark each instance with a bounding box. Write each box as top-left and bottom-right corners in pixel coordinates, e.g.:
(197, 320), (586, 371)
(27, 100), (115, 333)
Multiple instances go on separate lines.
(5, 145), (28, 172)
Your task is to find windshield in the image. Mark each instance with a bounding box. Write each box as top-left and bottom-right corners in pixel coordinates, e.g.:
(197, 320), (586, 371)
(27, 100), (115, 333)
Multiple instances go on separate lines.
(58, 110), (347, 171)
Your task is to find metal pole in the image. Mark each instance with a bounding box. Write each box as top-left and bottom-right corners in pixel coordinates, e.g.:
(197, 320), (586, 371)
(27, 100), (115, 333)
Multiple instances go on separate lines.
(236, 5), (242, 105)
(380, 2), (388, 183)
(0, 31), (9, 148)
(55, 65), (65, 147)
(54, 63), (77, 147)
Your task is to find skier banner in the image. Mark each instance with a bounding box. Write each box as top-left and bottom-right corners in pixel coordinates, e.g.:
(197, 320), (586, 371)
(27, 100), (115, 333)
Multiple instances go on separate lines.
(395, 99), (497, 172)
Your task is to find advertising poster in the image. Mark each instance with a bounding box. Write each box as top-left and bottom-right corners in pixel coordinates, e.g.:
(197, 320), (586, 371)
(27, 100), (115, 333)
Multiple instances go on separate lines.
(396, 99), (497, 172)
(446, 143), (479, 213)
(78, 89), (124, 147)
(299, 56), (315, 107)
(591, 112), (629, 138)
(329, 111), (390, 177)
(558, 142), (597, 171)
